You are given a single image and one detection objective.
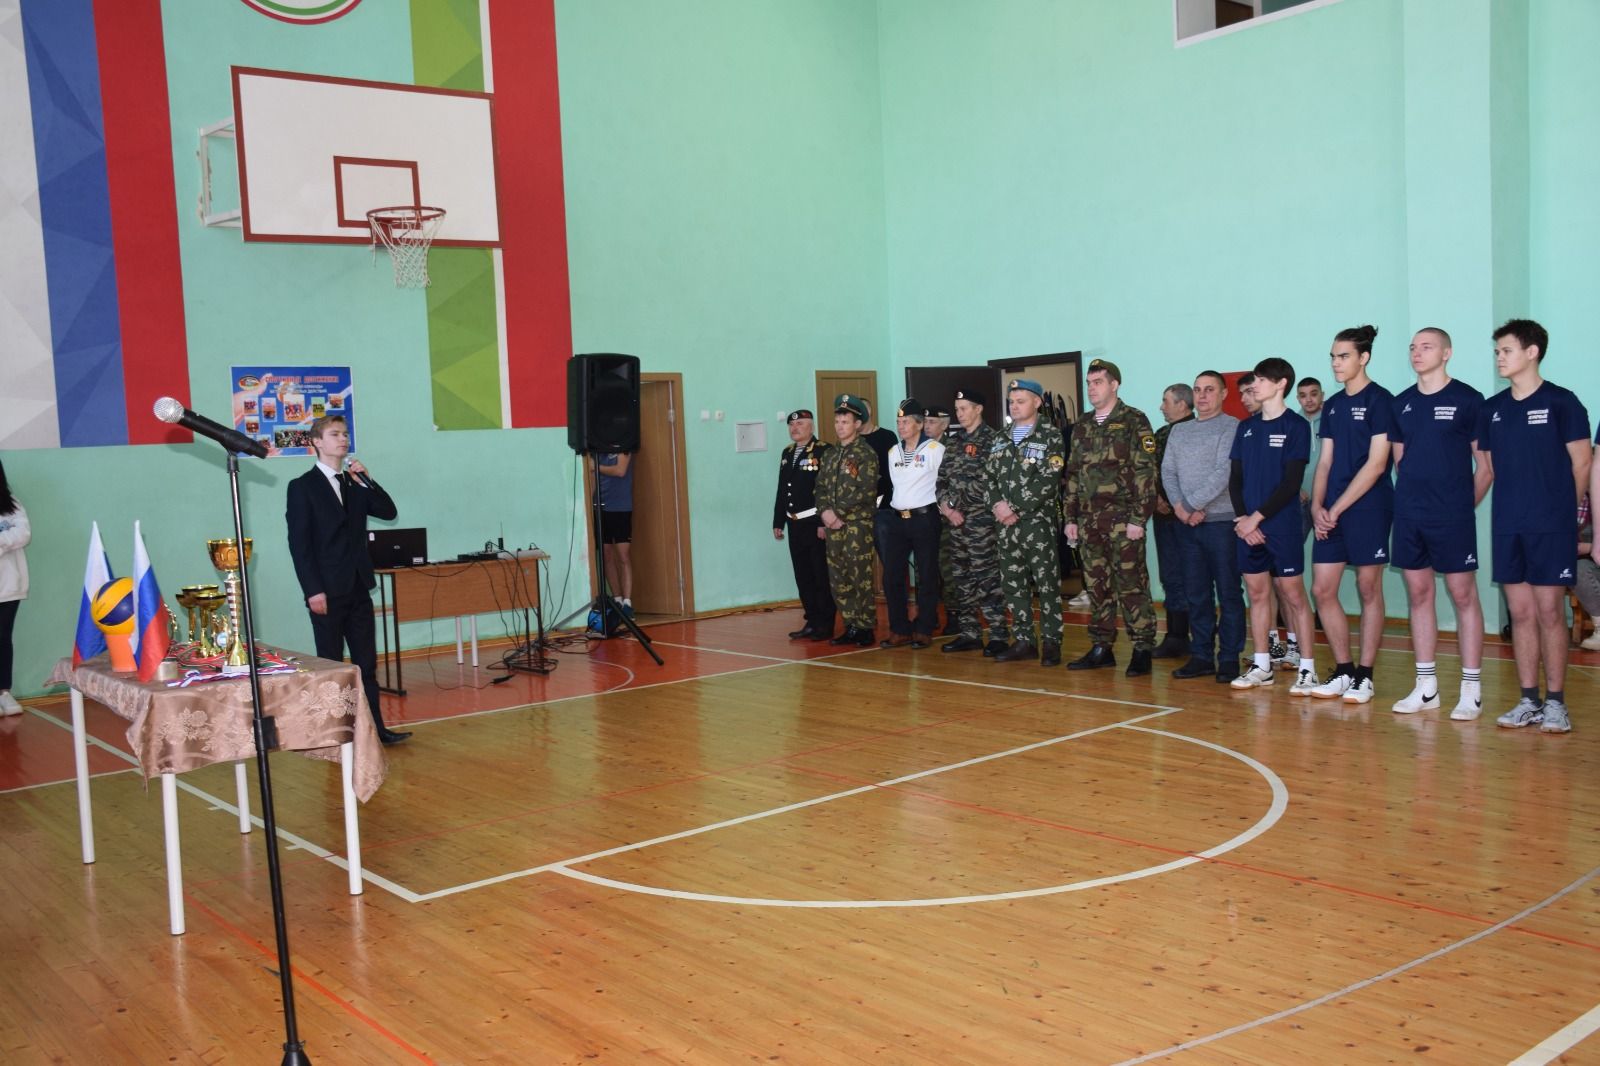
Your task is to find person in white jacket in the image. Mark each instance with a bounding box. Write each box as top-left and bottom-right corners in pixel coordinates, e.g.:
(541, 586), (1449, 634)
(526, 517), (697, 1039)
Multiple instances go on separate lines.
(0, 459), (29, 716)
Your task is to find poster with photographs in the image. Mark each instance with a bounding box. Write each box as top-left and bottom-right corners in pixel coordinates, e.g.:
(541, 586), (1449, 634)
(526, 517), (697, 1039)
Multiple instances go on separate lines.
(231, 366), (354, 458)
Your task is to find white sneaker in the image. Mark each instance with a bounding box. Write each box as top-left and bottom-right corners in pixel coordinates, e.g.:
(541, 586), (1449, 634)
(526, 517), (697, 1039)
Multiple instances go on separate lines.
(1539, 699), (1572, 734)
(1288, 667), (1321, 695)
(1496, 697), (1545, 729)
(1342, 677), (1375, 704)
(1067, 591), (1091, 608)
(1230, 664), (1276, 689)
(1582, 630), (1600, 651)
(1450, 685), (1483, 721)
(1392, 682), (1439, 714)
(0, 691), (20, 716)
(1310, 673), (1354, 700)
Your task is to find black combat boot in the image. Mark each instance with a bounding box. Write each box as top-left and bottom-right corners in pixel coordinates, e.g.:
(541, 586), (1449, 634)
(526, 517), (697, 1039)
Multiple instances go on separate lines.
(1067, 643), (1116, 671)
(1039, 641), (1061, 667)
(1151, 611), (1190, 659)
(993, 640), (1039, 663)
(1126, 648), (1153, 677)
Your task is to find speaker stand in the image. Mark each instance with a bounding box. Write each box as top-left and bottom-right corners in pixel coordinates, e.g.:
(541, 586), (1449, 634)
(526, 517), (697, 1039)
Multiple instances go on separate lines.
(560, 457), (663, 666)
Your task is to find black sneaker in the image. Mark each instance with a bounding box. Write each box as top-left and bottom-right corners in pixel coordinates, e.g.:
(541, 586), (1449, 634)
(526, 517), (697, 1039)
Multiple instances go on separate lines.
(1172, 657), (1216, 680)
(1214, 661), (1242, 684)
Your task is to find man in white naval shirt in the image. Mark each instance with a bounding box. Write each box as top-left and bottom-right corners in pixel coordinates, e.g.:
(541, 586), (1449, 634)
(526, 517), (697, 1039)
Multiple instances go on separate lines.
(879, 398), (946, 648)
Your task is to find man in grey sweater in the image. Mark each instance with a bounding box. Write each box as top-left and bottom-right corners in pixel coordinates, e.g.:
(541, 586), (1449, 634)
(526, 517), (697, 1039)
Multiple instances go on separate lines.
(1160, 370), (1246, 682)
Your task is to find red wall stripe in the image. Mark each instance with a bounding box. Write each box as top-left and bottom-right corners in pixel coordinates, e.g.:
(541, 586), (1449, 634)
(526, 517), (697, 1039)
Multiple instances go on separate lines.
(489, 0), (574, 428)
(92, 0), (191, 445)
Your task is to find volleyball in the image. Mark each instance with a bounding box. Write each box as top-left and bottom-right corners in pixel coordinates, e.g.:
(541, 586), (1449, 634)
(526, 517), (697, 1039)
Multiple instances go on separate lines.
(91, 577), (136, 634)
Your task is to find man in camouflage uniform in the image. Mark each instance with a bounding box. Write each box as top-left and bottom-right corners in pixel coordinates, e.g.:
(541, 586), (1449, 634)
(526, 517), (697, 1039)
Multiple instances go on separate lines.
(816, 394), (880, 647)
(1063, 358), (1160, 677)
(987, 378), (1067, 666)
(938, 389), (1010, 655)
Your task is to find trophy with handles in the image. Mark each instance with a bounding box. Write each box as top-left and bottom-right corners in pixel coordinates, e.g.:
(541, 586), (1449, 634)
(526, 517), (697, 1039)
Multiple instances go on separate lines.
(205, 538), (253, 672)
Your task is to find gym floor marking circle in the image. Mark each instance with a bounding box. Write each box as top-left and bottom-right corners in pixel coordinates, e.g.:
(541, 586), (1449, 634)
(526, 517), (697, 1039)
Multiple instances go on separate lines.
(551, 724), (1290, 908)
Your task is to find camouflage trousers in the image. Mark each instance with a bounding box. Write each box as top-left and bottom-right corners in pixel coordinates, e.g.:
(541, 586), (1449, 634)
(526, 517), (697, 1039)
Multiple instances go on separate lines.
(949, 513), (1009, 642)
(825, 517), (876, 629)
(1080, 525), (1157, 648)
(997, 514), (1062, 644)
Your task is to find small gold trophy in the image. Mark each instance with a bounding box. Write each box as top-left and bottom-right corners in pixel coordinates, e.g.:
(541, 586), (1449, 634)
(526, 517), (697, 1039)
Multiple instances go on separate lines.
(206, 538), (254, 673)
(176, 584), (222, 652)
(192, 588), (228, 657)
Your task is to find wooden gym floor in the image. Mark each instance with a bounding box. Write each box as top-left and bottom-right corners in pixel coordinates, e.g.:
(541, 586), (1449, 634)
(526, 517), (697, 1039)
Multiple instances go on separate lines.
(2, 606), (1598, 1064)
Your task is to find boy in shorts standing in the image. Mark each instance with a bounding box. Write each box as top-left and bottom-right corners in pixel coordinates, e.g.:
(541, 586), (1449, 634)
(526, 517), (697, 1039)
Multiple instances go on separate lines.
(1229, 358), (1318, 692)
(1476, 319), (1592, 733)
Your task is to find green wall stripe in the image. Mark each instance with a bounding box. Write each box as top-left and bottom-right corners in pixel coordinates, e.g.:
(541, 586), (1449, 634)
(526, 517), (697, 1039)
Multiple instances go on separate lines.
(411, 0), (502, 429)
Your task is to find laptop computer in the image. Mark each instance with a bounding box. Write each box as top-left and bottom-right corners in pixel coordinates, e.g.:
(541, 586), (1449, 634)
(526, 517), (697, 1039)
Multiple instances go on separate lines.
(368, 528), (428, 568)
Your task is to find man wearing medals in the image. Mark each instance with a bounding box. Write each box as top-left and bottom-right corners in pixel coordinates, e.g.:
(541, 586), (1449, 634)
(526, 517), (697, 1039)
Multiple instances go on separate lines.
(987, 378), (1068, 666)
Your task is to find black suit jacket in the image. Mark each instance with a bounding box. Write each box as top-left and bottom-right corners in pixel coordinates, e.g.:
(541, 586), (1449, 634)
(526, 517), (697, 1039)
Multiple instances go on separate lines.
(286, 465), (398, 601)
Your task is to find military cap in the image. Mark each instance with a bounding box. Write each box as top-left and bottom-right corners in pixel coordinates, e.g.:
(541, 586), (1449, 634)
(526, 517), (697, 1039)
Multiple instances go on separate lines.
(923, 404), (951, 419)
(1007, 378), (1044, 397)
(1087, 358), (1122, 383)
(896, 397), (925, 419)
(953, 388), (986, 407)
(834, 394), (868, 419)
(786, 409), (814, 424)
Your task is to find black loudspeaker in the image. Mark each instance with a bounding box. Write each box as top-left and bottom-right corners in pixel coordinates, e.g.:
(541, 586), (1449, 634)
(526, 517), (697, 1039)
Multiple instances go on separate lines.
(567, 353), (641, 454)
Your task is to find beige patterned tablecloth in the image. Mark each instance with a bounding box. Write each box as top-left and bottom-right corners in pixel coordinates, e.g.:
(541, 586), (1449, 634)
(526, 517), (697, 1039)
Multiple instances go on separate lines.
(48, 649), (387, 802)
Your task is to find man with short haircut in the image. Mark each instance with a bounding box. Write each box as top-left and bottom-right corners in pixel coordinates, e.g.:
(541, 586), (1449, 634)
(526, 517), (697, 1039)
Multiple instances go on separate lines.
(878, 399), (945, 648)
(1063, 359), (1160, 677)
(1229, 359), (1318, 691)
(1151, 383), (1195, 660)
(1237, 373), (1261, 417)
(1296, 377), (1325, 543)
(1477, 319), (1592, 733)
(1162, 371), (1245, 682)
(286, 415), (409, 744)
(817, 395), (881, 648)
(1235, 370), (1289, 664)
(1389, 328), (1490, 718)
(937, 390), (1010, 655)
(772, 409), (835, 641)
(987, 378), (1067, 665)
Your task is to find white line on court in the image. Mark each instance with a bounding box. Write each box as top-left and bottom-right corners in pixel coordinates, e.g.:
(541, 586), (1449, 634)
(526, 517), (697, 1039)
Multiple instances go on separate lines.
(1507, 1000), (1600, 1065)
(413, 706), (1223, 903)
(1112, 865), (1600, 1065)
(551, 721), (1288, 908)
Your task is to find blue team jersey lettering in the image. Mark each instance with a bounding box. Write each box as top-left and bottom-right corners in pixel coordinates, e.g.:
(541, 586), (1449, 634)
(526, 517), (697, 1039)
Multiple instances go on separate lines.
(1231, 410), (1310, 537)
(1390, 379), (1483, 520)
(1319, 381), (1395, 515)
(1475, 382), (1591, 535)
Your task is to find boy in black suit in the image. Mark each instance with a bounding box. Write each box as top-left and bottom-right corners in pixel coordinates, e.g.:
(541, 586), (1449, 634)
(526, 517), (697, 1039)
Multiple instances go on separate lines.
(286, 415), (410, 744)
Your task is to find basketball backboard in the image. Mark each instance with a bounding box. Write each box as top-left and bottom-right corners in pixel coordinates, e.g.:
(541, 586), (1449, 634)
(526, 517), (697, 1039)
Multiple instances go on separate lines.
(230, 66), (500, 246)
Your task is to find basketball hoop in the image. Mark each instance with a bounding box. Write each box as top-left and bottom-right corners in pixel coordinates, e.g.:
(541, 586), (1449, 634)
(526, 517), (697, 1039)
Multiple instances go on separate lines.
(367, 205), (446, 288)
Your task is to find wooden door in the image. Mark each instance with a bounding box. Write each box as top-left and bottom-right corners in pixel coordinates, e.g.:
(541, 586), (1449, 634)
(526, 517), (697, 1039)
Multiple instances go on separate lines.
(629, 376), (694, 615)
(814, 370), (878, 444)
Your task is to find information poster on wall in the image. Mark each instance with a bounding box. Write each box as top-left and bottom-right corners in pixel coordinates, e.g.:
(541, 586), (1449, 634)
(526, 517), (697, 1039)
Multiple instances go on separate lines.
(230, 366), (355, 458)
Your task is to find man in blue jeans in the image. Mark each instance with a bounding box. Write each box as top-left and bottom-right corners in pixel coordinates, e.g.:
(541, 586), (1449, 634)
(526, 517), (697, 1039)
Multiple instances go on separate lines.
(1160, 370), (1245, 682)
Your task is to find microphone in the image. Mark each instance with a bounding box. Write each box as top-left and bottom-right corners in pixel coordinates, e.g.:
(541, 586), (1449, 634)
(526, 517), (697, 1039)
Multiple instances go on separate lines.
(343, 457), (373, 489)
(153, 397), (268, 458)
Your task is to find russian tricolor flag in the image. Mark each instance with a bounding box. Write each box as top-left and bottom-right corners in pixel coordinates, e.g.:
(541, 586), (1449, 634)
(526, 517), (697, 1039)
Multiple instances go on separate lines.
(71, 522), (112, 666)
(131, 520), (171, 682)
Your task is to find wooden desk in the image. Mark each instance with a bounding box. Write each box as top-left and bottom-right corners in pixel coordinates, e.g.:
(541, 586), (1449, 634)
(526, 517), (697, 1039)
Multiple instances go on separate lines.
(375, 552), (546, 694)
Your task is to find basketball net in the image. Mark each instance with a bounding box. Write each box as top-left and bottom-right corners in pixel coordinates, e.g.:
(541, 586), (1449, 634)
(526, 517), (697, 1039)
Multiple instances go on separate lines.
(367, 205), (446, 288)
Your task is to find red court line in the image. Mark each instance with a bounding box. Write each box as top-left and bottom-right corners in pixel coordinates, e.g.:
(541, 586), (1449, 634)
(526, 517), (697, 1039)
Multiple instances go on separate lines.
(781, 762), (1600, 955)
(184, 895), (436, 1063)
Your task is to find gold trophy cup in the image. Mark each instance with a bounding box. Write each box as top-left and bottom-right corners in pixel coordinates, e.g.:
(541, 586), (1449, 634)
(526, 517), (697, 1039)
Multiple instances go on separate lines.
(179, 584), (226, 657)
(206, 538), (254, 671)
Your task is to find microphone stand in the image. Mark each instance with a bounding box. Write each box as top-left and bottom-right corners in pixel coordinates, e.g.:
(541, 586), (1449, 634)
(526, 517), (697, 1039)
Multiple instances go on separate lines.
(223, 448), (311, 1065)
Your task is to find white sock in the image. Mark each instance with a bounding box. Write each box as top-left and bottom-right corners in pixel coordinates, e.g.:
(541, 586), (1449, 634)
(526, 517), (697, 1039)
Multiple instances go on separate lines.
(1254, 653), (1271, 670)
(1287, 631), (1298, 644)
(1415, 661), (1437, 695)
(1299, 657), (1315, 672)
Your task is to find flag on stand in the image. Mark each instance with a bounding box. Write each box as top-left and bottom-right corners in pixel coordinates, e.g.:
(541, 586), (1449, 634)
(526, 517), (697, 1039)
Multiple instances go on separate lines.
(72, 523), (114, 666)
(131, 521), (172, 682)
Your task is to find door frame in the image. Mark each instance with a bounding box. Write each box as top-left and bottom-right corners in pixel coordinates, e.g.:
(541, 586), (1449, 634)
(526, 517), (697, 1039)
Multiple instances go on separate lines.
(583, 372), (695, 614)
